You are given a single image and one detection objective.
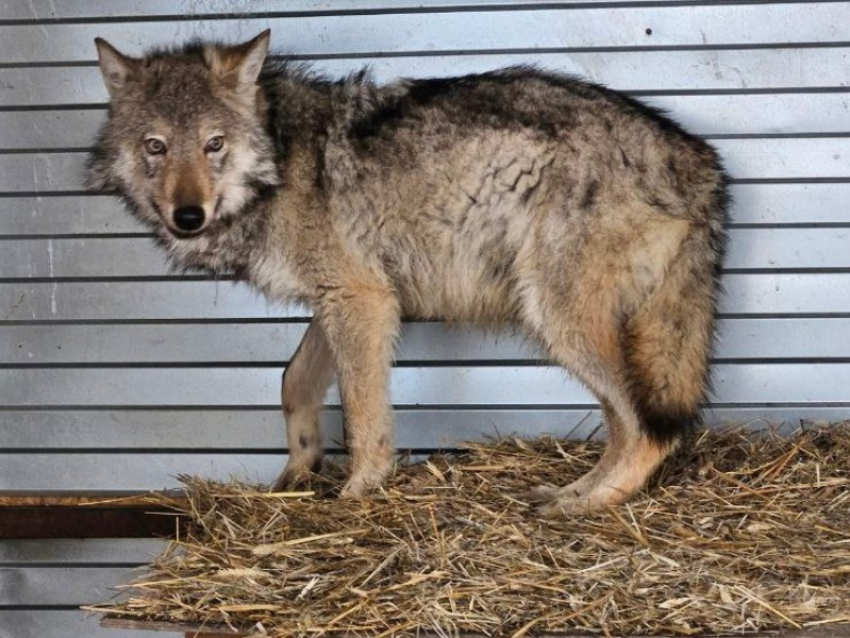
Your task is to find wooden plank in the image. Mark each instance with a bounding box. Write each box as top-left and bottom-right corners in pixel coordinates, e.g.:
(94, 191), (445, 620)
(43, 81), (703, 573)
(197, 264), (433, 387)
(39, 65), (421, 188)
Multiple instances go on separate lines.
(3, 48), (849, 108)
(0, 507), (180, 539)
(3, 184), (850, 237)
(97, 616), (850, 638)
(4, 318), (850, 365)
(103, 618), (243, 636)
(4, 227), (850, 279)
(0, 494), (180, 508)
(2, 4), (846, 64)
(4, 93), (850, 150)
(2, 273), (849, 320)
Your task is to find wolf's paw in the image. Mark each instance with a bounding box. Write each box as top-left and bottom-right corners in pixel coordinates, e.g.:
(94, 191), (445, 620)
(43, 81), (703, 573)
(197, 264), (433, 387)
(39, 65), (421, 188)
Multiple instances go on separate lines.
(271, 454), (323, 492)
(531, 482), (627, 518)
(339, 459), (395, 498)
(526, 484), (586, 517)
(526, 470), (612, 517)
(534, 491), (596, 517)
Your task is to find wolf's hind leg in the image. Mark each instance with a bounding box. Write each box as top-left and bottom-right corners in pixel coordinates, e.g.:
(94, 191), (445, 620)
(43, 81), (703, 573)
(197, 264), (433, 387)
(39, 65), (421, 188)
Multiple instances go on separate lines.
(539, 230), (720, 512)
(272, 319), (336, 491)
(527, 309), (679, 516)
(529, 227), (716, 515)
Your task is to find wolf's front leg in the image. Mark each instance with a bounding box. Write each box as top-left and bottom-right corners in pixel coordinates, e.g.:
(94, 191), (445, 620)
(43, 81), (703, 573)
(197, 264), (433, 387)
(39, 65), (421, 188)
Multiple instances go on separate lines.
(273, 319), (336, 491)
(318, 285), (401, 497)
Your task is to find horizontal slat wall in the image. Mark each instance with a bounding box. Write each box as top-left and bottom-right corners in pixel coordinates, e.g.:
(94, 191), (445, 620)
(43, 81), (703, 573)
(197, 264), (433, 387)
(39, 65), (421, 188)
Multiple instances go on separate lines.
(2, 0), (849, 487)
(5, 228), (850, 277)
(2, 3), (848, 633)
(3, 4), (848, 62)
(0, 539), (166, 638)
(6, 94), (850, 149)
(2, 140), (849, 193)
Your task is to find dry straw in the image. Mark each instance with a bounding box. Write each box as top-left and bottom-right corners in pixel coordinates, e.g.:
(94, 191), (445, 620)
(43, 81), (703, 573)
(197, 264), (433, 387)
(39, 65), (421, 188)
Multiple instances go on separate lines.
(86, 425), (850, 636)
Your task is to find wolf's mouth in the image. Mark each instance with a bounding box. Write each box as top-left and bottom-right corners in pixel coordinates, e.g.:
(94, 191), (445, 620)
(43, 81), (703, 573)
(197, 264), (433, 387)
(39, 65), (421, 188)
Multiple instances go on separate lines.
(169, 227), (206, 240)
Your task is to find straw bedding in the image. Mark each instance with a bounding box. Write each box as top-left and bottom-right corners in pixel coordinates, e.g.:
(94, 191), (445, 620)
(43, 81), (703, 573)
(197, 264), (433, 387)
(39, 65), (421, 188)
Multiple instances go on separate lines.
(87, 425), (850, 636)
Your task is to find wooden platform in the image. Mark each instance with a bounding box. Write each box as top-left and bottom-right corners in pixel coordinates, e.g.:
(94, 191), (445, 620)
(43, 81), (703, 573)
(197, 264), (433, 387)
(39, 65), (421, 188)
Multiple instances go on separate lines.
(101, 617), (850, 638)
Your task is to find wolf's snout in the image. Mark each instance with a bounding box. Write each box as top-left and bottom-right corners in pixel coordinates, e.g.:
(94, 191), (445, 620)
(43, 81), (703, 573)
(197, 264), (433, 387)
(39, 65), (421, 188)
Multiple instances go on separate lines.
(173, 206), (206, 233)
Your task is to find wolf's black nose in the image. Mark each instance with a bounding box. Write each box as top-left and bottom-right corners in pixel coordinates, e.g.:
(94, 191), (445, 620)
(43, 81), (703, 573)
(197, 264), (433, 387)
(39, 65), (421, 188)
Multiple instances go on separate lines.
(173, 206), (206, 232)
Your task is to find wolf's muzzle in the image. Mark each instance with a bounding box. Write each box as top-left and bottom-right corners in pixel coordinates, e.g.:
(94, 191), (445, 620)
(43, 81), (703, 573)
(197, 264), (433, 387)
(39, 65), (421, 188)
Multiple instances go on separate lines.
(173, 206), (206, 234)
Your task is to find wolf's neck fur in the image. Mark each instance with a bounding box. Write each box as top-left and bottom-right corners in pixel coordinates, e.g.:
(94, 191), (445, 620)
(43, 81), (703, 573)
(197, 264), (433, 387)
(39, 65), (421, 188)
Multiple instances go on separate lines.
(159, 201), (271, 279)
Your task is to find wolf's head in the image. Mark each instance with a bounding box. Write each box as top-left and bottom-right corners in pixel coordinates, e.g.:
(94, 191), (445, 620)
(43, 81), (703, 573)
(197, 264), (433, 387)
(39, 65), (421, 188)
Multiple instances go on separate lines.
(86, 31), (279, 240)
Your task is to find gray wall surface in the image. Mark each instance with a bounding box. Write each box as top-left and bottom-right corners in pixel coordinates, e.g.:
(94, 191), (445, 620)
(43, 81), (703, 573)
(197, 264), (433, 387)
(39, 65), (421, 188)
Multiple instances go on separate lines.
(1, 1), (849, 635)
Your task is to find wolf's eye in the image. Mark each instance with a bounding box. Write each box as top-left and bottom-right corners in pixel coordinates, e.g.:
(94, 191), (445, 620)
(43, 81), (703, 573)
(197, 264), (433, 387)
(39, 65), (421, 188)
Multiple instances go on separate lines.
(205, 136), (225, 153)
(144, 138), (167, 155)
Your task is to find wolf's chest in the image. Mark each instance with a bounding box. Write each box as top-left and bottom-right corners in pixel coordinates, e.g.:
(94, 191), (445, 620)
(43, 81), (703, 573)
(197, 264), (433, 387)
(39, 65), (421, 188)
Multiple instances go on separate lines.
(247, 252), (306, 303)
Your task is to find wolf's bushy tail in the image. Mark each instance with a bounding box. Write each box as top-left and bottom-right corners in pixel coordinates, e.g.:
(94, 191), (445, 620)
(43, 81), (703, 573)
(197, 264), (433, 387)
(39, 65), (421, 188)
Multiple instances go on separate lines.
(623, 217), (727, 443)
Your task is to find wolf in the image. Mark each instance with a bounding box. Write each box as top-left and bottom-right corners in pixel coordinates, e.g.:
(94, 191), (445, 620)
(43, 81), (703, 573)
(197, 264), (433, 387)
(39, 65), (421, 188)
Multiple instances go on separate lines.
(86, 30), (729, 515)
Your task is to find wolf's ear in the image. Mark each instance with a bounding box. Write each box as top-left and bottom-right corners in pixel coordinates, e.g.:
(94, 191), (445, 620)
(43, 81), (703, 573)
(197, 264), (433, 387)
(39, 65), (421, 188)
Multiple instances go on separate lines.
(204, 29), (271, 87)
(94, 38), (137, 97)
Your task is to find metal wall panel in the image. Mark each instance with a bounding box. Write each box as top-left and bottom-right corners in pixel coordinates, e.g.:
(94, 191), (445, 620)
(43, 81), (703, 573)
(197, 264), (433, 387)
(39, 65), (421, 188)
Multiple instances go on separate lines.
(5, 318), (850, 365)
(6, 94), (850, 150)
(5, 274), (850, 322)
(5, 184), (850, 237)
(2, 612), (165, 638)
(0, 0), (826, 22)
(3, 138), (849, 195)
(4, 48), (850, 109)
(3, 4), (846, 63)
(0, 539), (169, 638)
(5, 228), (850, 279)
(0, 407), (844, 453)
(7, 364), (850, 408)
(1, 2), (849, 631)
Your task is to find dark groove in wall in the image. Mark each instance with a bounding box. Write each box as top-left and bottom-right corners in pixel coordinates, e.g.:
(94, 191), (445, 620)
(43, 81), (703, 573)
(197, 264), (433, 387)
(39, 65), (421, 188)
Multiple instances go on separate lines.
(2, 87), (849, 113)
(6, 266), (850, 284)
(1, 0), (848, 27)
(3, 132), (849, 156)
(4, 313), (850, 328)
(1, 40), (850, 70)
(7, 357), (850, 371)
(1, 178), (847, 198)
